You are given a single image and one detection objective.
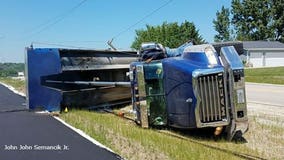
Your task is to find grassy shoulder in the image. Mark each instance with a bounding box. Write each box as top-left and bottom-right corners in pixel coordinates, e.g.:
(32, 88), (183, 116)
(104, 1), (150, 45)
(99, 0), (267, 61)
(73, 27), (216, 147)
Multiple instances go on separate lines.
(0, 77), (25, 93)
(245, 104), (284, 160)
(245, 67), (284, 85)
(60, 110), (261, 160)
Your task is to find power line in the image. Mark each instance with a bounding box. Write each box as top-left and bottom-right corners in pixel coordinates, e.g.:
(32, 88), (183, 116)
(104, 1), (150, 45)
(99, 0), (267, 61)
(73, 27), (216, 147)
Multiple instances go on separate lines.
(25, 0), (88, 39)
(112, 0), (173, 40)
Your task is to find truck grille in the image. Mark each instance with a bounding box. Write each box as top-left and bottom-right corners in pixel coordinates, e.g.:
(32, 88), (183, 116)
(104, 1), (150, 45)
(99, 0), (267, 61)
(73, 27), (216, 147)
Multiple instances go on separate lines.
(197, 73), (227, 123)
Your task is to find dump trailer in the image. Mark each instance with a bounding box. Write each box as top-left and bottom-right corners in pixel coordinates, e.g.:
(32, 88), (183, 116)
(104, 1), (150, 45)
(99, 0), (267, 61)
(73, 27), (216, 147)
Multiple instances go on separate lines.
(130, 42), (248, 140)
(25, 48), (137, 111)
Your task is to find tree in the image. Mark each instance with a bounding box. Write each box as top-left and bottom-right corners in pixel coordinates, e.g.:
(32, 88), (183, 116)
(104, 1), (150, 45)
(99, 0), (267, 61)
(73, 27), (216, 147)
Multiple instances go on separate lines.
(0, 63), (24, 77)
(231, 0), (274, 41)
(271, 0), (284, 42)
(213, 6), (231, 42)
(131, 21), (205, 50)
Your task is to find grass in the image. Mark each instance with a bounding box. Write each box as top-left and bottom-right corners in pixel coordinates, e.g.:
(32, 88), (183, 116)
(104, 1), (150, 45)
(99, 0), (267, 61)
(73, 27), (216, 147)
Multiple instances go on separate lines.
(244, 114), (284, 160)
(245, 103), (284, 160)
(60, 106), (284, 160)
(61, 110), (262, 160)
(245, 67), (284, 85)
(0, 77), (25, 93)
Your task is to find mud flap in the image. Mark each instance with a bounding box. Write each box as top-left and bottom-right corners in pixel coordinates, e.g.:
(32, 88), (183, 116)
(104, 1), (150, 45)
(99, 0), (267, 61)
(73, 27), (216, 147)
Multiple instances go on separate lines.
(226, 119), (249, 141)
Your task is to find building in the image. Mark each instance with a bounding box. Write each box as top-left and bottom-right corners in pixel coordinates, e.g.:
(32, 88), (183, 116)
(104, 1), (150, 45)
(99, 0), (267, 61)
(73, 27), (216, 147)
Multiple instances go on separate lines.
(243, 41), (284, 67)
(12, 72), (25, 81)
(18, 72), (24, 77)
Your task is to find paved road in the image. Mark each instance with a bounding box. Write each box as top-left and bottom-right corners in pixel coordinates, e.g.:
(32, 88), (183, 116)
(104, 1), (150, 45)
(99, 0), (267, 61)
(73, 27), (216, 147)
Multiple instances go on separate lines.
(0, 84), (121, 160)
(0, 84), (27, 111)
(246, 83), (284, 107)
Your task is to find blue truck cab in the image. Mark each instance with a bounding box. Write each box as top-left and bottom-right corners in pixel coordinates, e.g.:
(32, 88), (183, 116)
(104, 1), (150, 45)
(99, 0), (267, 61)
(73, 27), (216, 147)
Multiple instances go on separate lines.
(130, 43), (248, 140)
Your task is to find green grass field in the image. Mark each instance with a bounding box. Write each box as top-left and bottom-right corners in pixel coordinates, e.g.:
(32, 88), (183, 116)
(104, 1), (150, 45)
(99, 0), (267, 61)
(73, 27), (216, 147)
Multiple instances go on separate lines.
(245, 67), (284, 85)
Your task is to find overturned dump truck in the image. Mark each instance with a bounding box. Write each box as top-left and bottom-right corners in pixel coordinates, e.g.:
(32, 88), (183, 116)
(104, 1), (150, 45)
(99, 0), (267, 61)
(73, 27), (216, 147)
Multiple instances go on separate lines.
(25, 41), (248, 140)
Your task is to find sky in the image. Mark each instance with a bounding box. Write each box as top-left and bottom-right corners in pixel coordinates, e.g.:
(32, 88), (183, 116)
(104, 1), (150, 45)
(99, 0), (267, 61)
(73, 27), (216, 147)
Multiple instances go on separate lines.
(0, 0), (231, 62)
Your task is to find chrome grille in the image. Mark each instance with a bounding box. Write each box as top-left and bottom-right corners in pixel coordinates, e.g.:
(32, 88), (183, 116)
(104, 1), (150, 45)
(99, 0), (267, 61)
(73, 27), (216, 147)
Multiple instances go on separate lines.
(198, 73), (226, 123)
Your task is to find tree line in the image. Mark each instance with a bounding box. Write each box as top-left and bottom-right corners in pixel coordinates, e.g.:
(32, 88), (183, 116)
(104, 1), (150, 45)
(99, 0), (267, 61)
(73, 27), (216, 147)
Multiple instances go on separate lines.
(131, 0), (283, 49)
(131, 21), (205, 49)
(0, 63), (24, 77)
